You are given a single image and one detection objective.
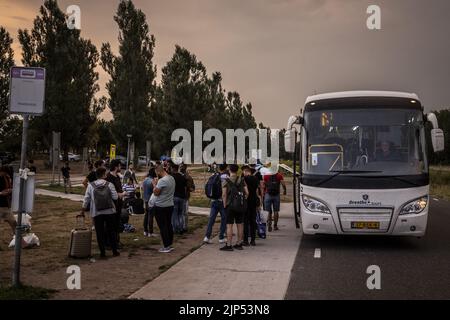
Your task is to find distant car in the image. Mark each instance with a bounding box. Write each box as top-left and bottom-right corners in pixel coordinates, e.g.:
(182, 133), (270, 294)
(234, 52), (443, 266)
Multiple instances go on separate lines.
(105, 155), (127, 168)
(0, 151), (15, 165)
(138, 156), (149, 167)
(59, 153), (81, 162)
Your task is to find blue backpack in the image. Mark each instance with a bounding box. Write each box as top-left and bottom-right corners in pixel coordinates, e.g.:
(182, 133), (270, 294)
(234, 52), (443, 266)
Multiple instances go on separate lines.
(205, 173), (222, 199)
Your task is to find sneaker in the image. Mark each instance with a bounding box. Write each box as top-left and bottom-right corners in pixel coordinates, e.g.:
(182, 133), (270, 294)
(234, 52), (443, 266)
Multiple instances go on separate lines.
(203, 237), (212, 244)
(112, 251), (120, 257)
(218, 238), (226, 244)
(233, 243), (244, 250)
(268, 225), (273, 232)
(144, 232), (149, 237)
(159, 247), (171, 253)
(242, 241), (250, 247)
(274, 225), (279, 231)
(250, 241), (256, 246)
(168, 247), (175, 252)
(220, 245), (233, 251)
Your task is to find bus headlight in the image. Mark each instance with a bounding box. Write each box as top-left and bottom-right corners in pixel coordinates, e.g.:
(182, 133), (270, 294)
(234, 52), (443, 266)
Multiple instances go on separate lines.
(399, 196), (428, 215)
(302, 195), (331, 214)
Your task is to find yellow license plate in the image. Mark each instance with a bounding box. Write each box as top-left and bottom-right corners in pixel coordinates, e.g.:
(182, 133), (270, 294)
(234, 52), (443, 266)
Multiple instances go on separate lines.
(351, 222), (380, 229)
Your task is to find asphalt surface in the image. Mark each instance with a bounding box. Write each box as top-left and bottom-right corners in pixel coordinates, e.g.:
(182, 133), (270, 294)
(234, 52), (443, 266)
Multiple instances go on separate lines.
(285, 198), (450, 300)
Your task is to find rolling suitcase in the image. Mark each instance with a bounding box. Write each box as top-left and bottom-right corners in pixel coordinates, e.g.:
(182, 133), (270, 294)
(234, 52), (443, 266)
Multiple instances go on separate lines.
(68, 215), (92, 258)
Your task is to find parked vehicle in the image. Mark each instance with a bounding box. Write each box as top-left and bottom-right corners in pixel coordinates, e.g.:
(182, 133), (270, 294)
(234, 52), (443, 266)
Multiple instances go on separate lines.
(105, 155), (127, 168)
(59, 153), (81, 162)
(284, 91), (445, 237)
(138, 156), (149, 167)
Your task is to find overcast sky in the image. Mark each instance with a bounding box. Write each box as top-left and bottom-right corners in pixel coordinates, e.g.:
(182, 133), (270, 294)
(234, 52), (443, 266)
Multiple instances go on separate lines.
(1, 0), (450, 128)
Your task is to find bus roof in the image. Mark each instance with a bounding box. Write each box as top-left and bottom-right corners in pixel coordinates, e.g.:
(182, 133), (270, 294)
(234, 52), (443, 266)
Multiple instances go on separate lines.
(305, 91), (420, 104)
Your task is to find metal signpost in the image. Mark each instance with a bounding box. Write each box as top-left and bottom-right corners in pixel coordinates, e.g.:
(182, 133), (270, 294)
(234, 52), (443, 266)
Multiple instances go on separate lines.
(9, 66), (45, 287)
(51, 131), (61, 185)
(82, 147), (88, 175)
(146, 140), (151, 168)
(126, 134), (132, 170)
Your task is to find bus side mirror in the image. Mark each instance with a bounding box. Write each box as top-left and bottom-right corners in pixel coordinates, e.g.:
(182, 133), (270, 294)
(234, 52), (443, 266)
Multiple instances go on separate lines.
(427, 113), (445, 152)
(431, 129), (444, 153)
(285, 115), (302, 153)
(284, 129), (296, 153)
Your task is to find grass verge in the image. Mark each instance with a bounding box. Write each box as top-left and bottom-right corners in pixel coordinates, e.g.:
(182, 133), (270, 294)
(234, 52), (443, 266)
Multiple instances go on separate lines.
(430, 169), (450, 200)
(38, 184), (85, 195)
(0, 285), (56, 300)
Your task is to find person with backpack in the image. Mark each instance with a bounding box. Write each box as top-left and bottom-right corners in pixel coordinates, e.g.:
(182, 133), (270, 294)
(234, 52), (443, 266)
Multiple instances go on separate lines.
(242, 165), (261, 246)
(81, 167), (120, 258)
(203, 164), (229, 244)
(263, 168), (287, 232)
(0, 166), (15, 235)
(220, 164), (248, 251)
(106, 159), (126, 245)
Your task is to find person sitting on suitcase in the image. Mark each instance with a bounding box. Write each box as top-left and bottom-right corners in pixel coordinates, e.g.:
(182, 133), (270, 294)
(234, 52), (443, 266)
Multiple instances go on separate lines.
(81, 167), (120, 258)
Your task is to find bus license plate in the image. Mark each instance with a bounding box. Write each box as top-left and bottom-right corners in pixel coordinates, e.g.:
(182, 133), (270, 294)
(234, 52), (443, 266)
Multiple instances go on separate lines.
(351, 222), (380, 229)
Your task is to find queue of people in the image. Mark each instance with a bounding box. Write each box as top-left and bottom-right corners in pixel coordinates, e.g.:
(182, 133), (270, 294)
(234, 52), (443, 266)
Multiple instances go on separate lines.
(81, 158), (195, 256)
(203, 163), (286, 251)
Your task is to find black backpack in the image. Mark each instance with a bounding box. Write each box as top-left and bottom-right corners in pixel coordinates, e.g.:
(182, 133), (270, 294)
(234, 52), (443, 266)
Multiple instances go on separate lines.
(205, 173), (222, 199)
(266, 174), (280, 196)
(91, 181), (115, 211)
(227, 177), (247, 214)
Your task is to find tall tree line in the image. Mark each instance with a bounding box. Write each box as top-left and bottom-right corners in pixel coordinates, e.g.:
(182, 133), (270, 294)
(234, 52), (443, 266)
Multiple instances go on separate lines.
(3, 0), (448, 165)
(17, 0), (102, 160)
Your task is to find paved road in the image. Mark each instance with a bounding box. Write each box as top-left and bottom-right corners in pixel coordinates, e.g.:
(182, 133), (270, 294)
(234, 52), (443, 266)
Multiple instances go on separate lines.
(130, 203), (300, 300)
(285, 198), (450, 299)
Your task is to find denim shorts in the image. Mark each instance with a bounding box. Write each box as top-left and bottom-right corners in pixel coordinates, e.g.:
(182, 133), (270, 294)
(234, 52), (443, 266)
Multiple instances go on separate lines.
(264, 194), (280, 213)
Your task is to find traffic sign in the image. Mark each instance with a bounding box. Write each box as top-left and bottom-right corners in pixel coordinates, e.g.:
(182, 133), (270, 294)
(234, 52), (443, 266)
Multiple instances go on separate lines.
(9, 67), (46, 115)
(110, 144), (116, 159)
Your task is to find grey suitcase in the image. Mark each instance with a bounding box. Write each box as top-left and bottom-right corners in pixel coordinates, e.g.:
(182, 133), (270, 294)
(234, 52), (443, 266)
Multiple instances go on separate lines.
(68, 215), (92, 258)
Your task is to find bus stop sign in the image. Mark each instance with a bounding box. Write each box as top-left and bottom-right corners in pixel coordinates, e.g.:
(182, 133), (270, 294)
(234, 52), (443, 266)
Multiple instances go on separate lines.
(9, 67), (46, 115)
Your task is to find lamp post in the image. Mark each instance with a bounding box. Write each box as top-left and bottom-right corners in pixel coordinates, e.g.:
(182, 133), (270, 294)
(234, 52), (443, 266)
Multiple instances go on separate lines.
(126, 134), (132, 171)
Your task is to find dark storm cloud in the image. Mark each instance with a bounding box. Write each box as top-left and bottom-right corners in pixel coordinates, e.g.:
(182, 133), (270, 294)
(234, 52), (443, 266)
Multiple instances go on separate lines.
(1, 0), (449, 127)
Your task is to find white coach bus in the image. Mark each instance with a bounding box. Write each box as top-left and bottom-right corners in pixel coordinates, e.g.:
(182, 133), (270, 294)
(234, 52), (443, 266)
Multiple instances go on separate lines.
(284, 91), (445, 236)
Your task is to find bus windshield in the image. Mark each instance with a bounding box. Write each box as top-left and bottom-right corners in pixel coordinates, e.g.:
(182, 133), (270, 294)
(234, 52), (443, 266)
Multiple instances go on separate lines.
(303, 108), (428, 176)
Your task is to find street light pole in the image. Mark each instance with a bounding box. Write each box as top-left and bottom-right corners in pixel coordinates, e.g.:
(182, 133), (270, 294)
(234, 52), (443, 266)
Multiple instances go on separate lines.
(126, 134), (132, 171)
(12, 115), (29, 286)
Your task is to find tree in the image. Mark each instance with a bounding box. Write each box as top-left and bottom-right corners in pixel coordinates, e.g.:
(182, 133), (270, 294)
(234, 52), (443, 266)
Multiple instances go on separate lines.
(152, 45), (210, 155)
(18, 0), (101, 158)
(0, 27), (14, 128)
(101, 0), (156, 164)
(152, 45), (260, 158)
(0, 117), (22, 155)
(95, 119), (114, 158)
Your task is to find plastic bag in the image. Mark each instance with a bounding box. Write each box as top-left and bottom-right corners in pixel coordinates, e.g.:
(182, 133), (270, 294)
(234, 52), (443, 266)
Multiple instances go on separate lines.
(259, 210), (269, 224)
(8, 233), (40, 249)
(123, 223), (136, 233)
(13, 213), (32, 232)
